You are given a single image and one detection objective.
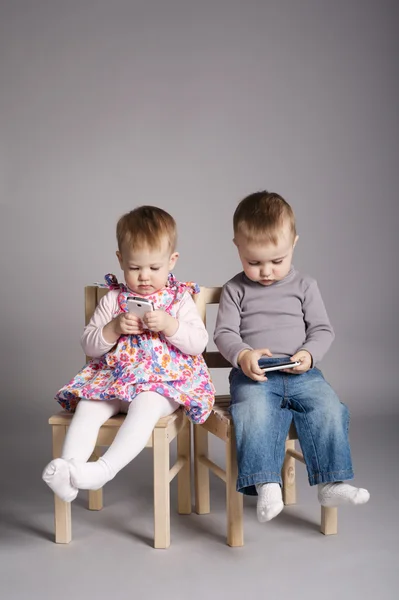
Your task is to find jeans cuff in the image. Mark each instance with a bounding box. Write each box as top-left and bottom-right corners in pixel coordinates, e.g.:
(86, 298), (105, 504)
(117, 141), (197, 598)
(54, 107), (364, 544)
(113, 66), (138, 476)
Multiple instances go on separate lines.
(308, 469), (354, 486)
(237, 471), (282, 495)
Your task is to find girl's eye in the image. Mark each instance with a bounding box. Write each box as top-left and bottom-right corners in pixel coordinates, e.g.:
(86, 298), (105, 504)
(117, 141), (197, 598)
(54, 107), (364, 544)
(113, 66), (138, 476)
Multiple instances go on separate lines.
(150, 267), (160, 271)
(248, 262), (259, 266)
(129, 267), (139, 271)
(272, 260), (283, 265)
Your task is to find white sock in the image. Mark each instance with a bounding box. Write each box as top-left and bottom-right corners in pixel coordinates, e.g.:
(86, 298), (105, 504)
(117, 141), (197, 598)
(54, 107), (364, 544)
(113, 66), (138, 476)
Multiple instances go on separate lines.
(256, 482), (284, 523)
(42, 399), (121, 501)
(318, 482), (370, 507)
(69, 392), (179, 491)
(42, 458), (78, 502)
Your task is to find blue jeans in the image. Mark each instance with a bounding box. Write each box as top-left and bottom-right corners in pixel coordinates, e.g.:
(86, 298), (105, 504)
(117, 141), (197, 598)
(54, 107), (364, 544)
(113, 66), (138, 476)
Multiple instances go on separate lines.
(229, 358), (354, 495)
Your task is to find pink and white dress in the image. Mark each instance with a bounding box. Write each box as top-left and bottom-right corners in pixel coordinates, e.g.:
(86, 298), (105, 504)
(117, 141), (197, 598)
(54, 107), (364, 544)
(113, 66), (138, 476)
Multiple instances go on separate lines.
(56, 274), (215, 424)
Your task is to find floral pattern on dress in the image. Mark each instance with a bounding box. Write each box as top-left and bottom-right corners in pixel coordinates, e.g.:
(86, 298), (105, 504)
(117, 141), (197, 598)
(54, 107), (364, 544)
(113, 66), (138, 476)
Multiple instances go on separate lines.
(56, 274), (215, 424)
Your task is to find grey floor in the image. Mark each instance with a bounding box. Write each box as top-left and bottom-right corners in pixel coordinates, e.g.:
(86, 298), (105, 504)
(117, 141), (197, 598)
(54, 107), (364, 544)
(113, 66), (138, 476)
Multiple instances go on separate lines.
(1, 415), (398, 600)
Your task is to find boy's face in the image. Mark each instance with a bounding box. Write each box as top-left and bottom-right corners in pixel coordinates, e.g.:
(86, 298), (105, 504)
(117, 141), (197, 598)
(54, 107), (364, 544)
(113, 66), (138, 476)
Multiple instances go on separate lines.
(116, 236), (178, 296)
(234, 223), (298, 286)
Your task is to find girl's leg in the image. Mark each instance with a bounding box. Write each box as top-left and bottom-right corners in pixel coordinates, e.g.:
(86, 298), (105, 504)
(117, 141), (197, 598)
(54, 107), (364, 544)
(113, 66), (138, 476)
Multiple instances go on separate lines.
(62, 398), (122, 460)
(42, 399), (121, 501)
(229, 369), (292, 522)
(288, 369), (369, 506)
(69, 392), (179, 490)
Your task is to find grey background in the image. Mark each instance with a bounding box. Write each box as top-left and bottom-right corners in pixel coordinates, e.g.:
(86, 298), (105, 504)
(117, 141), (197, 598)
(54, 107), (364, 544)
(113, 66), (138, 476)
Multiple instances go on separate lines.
(0, 1), (398, 599)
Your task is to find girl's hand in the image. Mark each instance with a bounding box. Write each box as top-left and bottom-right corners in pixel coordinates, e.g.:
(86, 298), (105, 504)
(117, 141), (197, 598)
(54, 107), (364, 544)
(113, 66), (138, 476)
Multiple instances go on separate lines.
(237, 348), (273, 382)
(282, 350), (312, 374)
(113, 312), (144, 336)
(144, 310), (178, 336)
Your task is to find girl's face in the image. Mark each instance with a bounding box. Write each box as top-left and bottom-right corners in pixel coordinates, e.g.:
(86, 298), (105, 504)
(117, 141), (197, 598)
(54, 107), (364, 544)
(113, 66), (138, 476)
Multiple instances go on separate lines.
(116, 236), (179, 295)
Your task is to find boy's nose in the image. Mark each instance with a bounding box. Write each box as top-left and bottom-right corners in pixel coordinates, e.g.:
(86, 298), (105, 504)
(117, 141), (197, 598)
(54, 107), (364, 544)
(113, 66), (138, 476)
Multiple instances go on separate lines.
(260, 266), (272, 277)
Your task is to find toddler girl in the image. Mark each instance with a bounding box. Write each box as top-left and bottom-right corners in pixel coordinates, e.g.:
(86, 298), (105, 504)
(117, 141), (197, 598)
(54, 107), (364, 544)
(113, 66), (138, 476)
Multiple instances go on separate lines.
(43, 206), (215, 502)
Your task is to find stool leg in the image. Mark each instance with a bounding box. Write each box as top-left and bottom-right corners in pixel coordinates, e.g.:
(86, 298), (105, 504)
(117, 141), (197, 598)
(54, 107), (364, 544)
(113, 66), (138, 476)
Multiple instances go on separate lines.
(177, 417), (191, 515)
(194, 425), (210, 514)
(321, 506), (338, 535)
(52, 425), (71, 544)
(153, 427), (170, 549)
(282, 439), (297, 505)
(88, 447), (103, 511)
(226, 430), (243, 547)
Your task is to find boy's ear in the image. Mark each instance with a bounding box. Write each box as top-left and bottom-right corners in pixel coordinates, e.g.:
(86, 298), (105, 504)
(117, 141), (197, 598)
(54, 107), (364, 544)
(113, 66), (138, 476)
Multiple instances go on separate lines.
(233, 237), (238, 247)
(169, 251), (179, 270)
(116, 250), (123, 268)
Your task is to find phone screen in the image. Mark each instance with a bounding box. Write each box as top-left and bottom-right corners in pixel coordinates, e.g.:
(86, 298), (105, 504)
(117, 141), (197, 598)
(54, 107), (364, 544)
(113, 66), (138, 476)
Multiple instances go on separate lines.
(261, 361), (301, 372)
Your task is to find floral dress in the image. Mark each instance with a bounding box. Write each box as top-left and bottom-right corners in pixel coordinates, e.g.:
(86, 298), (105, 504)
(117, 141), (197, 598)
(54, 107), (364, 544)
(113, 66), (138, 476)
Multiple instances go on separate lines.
(56, 274), (215, 424)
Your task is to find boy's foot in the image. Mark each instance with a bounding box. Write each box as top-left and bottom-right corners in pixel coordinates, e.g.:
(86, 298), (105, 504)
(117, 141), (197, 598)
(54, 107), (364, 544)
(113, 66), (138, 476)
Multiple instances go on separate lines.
(318, 482), (370, 507)
(42, 458), (78, 502)
(256, 482), (284, 522)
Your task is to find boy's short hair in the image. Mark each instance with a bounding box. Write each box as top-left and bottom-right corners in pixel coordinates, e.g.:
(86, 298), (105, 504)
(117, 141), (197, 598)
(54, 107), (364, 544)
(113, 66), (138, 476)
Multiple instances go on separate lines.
(116, 206), (177, 252)
(233, 191), (296, 244)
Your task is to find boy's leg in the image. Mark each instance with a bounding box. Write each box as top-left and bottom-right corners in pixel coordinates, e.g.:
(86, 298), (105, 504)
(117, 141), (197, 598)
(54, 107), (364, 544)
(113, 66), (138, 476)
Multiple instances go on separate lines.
(288, 369), (369, 505)
(229, 369), (292, 521)
(42, 398), (121, 501)
(69, 392), (179, 490)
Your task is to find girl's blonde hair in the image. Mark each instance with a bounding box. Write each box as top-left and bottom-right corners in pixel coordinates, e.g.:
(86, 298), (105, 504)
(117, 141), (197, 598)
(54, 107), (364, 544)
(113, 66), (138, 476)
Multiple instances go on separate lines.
(233, 191), (296, 244)
(116, 206), (177, 252)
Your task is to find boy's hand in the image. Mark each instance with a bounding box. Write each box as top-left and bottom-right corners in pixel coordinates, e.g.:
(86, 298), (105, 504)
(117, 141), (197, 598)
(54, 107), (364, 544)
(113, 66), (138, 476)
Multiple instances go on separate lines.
(238, 348), (273, 382)
(144, 310), (178, 337)
(282, 350), (312, 374)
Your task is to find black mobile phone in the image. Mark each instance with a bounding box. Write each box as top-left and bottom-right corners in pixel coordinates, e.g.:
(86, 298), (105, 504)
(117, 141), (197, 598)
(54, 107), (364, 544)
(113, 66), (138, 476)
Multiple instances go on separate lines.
(261, 361), (301, 373)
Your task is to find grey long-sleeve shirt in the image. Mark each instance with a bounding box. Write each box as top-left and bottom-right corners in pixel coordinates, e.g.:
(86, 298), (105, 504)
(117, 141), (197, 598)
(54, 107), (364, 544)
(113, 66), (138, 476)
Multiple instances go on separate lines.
(214, 267), (334, 368)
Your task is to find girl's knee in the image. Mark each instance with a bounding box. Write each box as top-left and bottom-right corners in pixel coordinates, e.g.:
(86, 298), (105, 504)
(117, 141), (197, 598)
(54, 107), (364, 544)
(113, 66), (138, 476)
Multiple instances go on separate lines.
(75, 398), (121, 417)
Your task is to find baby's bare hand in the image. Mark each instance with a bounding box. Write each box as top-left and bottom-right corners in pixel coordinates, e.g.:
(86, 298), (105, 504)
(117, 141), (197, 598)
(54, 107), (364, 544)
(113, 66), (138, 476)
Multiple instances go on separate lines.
(282, 350), (312, 374)
(143, 309), (172, 333)
(113, 312), (144, 336)
(238, 348), (273, 382)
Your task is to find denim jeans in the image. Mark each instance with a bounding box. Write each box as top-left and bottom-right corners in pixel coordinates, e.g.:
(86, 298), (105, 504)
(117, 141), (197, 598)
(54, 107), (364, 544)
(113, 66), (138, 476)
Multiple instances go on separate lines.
(229, 358), (354, 495)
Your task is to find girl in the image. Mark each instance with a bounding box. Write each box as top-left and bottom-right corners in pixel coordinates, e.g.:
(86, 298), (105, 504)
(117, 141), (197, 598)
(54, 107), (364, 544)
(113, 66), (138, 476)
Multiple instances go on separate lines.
(43, 206), (215, 502)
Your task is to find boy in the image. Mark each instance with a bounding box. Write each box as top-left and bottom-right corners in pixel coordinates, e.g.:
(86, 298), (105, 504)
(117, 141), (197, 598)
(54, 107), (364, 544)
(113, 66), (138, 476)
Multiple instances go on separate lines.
(214, 191), (369, 522)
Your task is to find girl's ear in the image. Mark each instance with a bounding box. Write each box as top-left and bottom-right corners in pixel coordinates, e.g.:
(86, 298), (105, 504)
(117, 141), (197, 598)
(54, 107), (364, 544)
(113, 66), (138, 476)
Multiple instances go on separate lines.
(169, 252), (179, 270)
(293, 235), (299, 248)
(116, 250), (123, 268)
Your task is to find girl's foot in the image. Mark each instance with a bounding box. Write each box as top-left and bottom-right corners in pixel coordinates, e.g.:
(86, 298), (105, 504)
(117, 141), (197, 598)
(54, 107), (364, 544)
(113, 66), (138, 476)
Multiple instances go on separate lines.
(42, 458), (78, 502)
(69, 457), (113, 490)
(318, 482), (370, 507)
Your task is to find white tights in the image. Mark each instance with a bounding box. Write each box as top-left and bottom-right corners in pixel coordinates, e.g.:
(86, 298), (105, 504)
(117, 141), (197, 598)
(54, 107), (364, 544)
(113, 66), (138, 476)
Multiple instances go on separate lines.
(42, 392), (179, 501)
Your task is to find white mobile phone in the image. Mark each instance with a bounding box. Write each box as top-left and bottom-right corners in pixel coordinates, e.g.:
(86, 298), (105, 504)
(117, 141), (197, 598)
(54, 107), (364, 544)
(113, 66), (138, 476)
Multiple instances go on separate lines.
(261, 360), (301, 373)
(127, 296), (154, 321)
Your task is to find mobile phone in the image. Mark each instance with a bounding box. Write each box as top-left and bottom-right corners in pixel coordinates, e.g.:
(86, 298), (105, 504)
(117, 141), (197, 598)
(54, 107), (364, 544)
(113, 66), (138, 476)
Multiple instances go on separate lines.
(261, 360), (302, 373)
(127, 296), (154, 321)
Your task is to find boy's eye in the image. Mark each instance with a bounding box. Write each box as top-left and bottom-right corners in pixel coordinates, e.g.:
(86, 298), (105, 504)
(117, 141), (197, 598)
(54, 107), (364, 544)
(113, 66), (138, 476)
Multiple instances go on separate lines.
(272, 260), (283, 265)
(248, 262), (259, 266)
(129, 267), (139, 271)
(150, 267), (160, 271)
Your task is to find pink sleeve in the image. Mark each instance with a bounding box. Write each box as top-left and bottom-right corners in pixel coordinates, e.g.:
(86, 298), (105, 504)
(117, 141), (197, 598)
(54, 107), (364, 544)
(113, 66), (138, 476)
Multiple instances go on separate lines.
(165, 292), (208, 355)
(80, 291), (119, 358)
